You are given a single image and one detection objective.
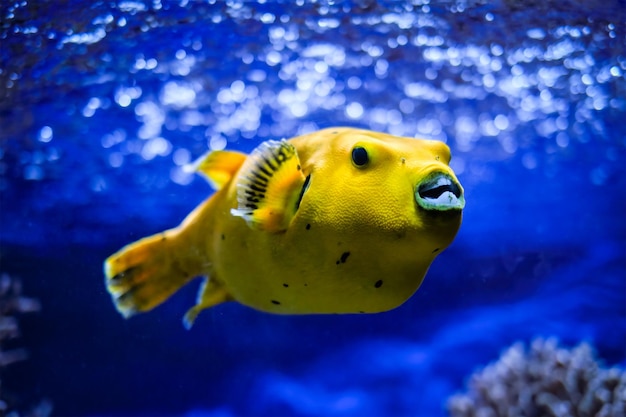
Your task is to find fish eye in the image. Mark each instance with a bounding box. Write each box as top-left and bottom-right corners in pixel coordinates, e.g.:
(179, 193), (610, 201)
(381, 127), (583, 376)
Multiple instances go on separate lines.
(351, 146), (369, 167)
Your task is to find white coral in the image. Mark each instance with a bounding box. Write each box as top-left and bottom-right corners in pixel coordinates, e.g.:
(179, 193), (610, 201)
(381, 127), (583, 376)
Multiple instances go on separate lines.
(448, 338), (626, 417)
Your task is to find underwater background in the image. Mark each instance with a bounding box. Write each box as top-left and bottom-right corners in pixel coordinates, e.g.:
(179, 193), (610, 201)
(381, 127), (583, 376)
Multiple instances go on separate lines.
(1, 0), (625, 416)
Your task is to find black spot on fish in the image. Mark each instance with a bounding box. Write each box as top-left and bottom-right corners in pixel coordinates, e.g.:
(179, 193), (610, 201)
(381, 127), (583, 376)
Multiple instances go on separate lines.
(304, 283), (308, 287)
(297, 164), (301, 170)
(305, 223), (311, 230)
(160, 233), (167, 242)
(271, 300), (281, 305)
(336, 252), (350, 265)
(359, 311), (365, 314)
(221, 234), (225, 240)
(432, 248), (440, 253)
(283, 283), (289, 288)
(374, 280), (383, 288)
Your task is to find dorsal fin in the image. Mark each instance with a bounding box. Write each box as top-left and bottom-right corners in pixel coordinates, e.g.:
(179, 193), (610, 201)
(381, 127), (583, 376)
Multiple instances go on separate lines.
(231, 140), (306, 233)
(189, 150), (247, 190)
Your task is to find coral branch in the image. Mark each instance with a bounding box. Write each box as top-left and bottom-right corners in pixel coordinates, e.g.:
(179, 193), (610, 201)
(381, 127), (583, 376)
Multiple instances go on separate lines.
(0, 273), (50, 416)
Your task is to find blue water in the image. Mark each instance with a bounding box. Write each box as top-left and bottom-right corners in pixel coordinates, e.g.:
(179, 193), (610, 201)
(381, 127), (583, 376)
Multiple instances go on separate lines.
(1, 1), (625, 416)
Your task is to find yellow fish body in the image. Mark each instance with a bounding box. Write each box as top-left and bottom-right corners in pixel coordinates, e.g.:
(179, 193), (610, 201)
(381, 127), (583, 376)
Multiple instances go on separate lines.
(105, 127), (465, 327)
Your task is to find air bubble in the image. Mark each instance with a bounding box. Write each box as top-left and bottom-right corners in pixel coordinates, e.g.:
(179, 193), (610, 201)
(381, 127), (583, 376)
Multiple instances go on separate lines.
(610, 66), (622, 77)
(290, 102), (308, 117)
(24, 165), (44, 180)
(209, 136), (227, 151)
(39, 126), (53, 142)
(345, 102), (364, 119)
(266, 50), (282, 66)
(141, 137), (171, 161)
(493, 114), (509, 130)
(170, 167), (193, 186)
(399, 99), (414, 114)
(347, 76), (362, 89)
(556, 132), (569, 148)
(260, 13), (275, 24)
(173, 149), (191, 166)
(527, 28), (546, 40)
(522, 153), (538, 170)
(108, 152), (124, 168)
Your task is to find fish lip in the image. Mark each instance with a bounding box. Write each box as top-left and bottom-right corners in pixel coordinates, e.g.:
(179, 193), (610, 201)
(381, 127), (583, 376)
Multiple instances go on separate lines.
(415, 172), (465, 211)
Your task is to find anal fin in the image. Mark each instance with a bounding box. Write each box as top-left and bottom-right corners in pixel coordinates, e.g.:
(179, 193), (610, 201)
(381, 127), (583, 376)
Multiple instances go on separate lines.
(183, 277), (233, 329)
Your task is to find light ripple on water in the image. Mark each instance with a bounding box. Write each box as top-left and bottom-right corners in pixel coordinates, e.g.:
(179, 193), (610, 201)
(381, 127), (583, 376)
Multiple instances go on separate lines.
(0, 0), (624, 243)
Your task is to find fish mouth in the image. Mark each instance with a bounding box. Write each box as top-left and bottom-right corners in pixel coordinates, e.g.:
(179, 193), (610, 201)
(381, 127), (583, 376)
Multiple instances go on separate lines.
(415, 172), (465, 211)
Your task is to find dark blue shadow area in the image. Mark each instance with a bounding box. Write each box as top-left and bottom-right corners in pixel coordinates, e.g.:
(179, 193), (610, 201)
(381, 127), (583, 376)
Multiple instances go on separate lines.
(1, 1), (625, 416)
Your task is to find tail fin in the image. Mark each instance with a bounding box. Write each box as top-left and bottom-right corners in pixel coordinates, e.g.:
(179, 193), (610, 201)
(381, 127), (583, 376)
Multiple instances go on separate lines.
(104, 228), (203, 318)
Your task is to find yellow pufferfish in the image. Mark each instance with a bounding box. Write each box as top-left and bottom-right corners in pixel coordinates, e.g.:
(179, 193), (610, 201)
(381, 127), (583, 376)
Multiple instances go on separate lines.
(104, 127), (465, 328)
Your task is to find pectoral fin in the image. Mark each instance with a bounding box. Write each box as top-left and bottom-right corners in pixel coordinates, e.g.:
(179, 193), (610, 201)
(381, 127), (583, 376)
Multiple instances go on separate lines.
(231, 140), (307, 233)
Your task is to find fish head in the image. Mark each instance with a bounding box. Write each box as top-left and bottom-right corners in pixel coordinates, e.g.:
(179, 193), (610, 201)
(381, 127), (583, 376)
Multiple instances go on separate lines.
(293, 127), (465, 248)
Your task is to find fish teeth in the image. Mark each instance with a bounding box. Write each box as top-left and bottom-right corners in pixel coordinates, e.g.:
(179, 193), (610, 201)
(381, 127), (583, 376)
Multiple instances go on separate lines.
(416, 173), (465, 211)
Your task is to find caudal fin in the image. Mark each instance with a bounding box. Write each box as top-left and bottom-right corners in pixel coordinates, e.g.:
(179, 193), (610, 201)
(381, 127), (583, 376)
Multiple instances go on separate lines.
(104, 229), (202, 318)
